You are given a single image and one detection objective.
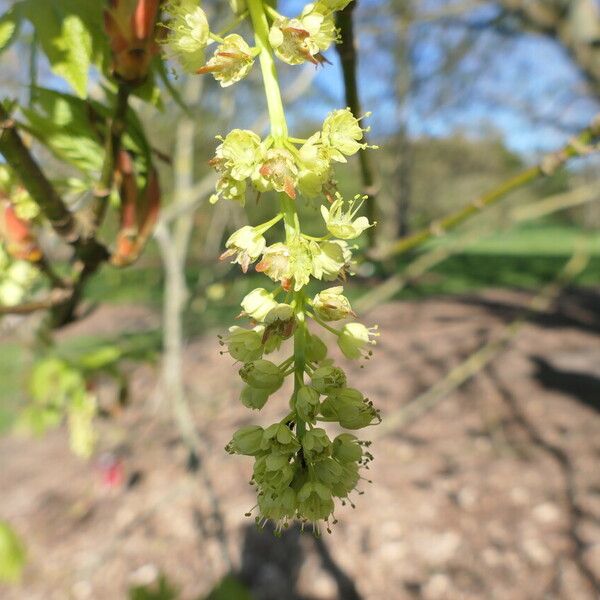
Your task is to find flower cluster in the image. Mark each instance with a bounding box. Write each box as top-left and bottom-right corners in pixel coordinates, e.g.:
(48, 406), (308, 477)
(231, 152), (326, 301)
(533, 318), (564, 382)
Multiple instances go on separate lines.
(223, 277), (380, 532)
(163, 0), (380, 533)
(218, 189), (375, 293)
(209, 109), (374, 205)
(161, 0), (356, 84)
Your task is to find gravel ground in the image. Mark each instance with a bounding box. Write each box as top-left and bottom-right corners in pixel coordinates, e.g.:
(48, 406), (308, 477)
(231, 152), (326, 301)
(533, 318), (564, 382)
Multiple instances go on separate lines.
(1, 288), (599, 600)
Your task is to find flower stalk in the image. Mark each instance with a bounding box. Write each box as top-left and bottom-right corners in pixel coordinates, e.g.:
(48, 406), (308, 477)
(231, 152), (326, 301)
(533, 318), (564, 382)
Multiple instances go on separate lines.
(161, 0), (380, 532)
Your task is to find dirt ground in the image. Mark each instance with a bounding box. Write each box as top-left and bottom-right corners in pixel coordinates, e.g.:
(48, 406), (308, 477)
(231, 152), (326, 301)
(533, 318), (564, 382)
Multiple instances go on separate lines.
(1, 288), (600, 600)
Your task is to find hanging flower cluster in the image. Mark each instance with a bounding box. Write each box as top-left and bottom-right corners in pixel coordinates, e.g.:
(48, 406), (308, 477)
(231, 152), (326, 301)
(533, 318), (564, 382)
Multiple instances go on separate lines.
(208, 109), (374, 205)
(162, 0), (380, 534)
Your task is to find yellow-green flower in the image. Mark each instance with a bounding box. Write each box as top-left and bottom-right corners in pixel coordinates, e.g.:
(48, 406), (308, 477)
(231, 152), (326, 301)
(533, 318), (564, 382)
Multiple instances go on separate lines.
(252, 148), (298, 199)
(321, 194), (373, 239)
(297, 133), (334, 198)
(297, 481), (335, 522)
(198, 34), (255, 87)
(210, 129), (262, 204)
(163, 0), (210, 72)
(221, 226), (266, 272)
(241, 288), (293, 324)
(311, 240), (352, 281)
(221, 325), (264, 362)
(322, 108), (371, 160)
(313, 286), (354, 321)
(269, 4), (337, 66)
(227, 425), (264, 455)
(337, 322), (378, 359)
(240, 359), (285, 392)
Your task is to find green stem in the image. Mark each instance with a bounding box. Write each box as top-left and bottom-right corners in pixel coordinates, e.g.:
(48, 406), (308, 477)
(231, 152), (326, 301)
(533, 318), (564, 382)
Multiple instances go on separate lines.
(248, 0), (308, 442)
(309, 311), (341, 336)
(247, 0), (288, 140)
(293, 291), (307, 440)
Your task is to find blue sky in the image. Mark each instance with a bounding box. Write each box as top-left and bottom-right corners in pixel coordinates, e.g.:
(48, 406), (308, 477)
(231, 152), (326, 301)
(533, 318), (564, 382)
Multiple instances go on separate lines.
(2, 0), (598, 161)
(278, 0), (600, 158)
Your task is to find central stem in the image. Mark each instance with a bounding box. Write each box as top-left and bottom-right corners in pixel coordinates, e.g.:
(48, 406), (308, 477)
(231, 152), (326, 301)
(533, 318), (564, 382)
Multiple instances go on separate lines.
(247, 0), (288, 141)
(248, 0), (307, 437)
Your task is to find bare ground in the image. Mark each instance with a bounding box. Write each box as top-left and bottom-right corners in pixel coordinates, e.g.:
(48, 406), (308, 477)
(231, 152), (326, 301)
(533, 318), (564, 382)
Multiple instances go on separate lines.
(1, 288), (600, 600)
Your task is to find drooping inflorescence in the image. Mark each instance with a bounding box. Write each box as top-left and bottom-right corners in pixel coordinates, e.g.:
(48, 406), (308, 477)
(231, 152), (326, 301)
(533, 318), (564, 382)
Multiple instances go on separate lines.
(162, 0), (380, 534)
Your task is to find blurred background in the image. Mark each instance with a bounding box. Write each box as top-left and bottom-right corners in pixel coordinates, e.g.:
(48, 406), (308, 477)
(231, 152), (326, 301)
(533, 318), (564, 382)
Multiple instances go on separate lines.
(1, 0), (600, 598)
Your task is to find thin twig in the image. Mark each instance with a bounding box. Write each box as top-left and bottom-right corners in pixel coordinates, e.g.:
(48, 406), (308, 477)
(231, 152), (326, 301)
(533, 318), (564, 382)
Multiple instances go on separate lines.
(0, 288), (73, 315)
(355, 183), (600, 313)
(374, 244), (591, 437)
(370, 115), (600, 261)
(336, 2), (378, 247)
(91, 85), (132, 229)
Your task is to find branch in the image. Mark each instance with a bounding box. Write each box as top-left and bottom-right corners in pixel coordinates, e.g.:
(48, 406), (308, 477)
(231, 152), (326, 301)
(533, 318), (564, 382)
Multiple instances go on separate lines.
(0, 103), (109, 269)
(371, 115), (600, 261)
(0, 105), (77, 241)
(0, 288), (73, 316)
(374, 245), (591, 436)
(91, 85), (131, 229)
(335, 2), (378, 247)
(355, 182), (600, 314)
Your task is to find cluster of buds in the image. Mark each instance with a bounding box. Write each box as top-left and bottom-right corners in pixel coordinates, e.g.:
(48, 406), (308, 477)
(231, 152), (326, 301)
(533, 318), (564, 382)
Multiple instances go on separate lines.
(162, 0), (380, 533)
(209, 109), (374, 205)
(223, 276), (380, 532)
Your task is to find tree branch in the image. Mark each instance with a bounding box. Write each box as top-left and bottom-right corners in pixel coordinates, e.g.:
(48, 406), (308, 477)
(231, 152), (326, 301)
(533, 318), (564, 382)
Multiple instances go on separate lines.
(371, 115), (600, 261)
(374, 245), (591, 436)
(336, 2), (378, 247)
(91, 85), (131, 229)
(0, 288), (73, 316)
(0, 103), (110, 269)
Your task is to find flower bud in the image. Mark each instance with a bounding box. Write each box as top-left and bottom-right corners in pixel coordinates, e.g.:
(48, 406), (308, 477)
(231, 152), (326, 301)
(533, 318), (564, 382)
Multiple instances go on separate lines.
(320, 387), (379, 429)
(240, 385), (271, 410)
(253, 453), (295, 492)
(337, 322), (378, 360)
(222, 326), (264, 362)
(310, 365), (346, 394)
(227, 425), (264, 455)
(306, 333), (328, 363)
(313, 286), (353, 321)
(297, 481), (335, 522)
(197, 34), (255, 87)
(296, 385), (320, 423)
(302, 428), (332, 461)
(260, 423), (301, 455)
(241, 288), (293, 324)
(332, 433), (362, 462)
(239, 360), (284, 393)
(221, 226), (266, 273)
